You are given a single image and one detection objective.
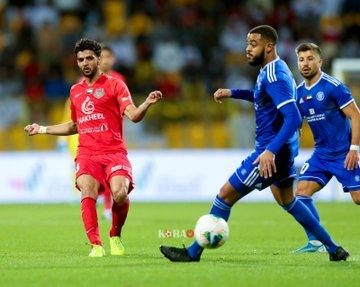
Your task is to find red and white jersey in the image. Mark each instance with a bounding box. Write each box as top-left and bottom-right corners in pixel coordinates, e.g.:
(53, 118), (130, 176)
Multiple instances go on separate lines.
(70, 73), (133, 156)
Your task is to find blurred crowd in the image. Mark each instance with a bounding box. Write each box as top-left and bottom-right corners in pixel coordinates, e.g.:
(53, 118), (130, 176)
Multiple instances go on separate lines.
(0, 0), (359, 150)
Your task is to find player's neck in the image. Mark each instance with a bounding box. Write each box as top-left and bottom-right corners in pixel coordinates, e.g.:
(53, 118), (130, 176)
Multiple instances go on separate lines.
(305, 71), (322, 87)
(85, 71), (102, 85)
(261, 52), (278, 68)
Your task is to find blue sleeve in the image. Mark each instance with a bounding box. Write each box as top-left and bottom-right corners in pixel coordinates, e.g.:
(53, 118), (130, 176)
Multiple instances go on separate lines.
(331, 84), (354, 109)
(230, 89), (254, 102)
(266, 102), (302, 154)
(265, 79), (295, 108)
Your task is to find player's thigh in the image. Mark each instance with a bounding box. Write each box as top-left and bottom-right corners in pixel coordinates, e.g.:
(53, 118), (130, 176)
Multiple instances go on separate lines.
(109, 175), (130, 203)
(296, 180), (322, 197)
(350, 190), (360, 205)
(77, 174), (100, 199)
(298, 156), (331, 187)
(270, 184), (294, 206)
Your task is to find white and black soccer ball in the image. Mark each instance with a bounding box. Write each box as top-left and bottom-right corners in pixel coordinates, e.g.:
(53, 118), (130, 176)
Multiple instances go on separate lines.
(194, 214), (229, 249)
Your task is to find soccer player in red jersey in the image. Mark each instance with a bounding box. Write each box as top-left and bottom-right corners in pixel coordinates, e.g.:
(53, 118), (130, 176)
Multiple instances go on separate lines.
(24, 39), (162, 257)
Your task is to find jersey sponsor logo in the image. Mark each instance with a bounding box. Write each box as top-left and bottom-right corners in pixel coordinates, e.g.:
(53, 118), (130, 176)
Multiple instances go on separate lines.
(94, 88), (105, 99)
(86, 88), (93, 94)
(81, 96), (95, 115)
(79, 123), (108, 134)
(316, 91), (325, 101)
(355, 175), (360, 182)
(78, 113), (105, 124)
(306, 113), (325, 122)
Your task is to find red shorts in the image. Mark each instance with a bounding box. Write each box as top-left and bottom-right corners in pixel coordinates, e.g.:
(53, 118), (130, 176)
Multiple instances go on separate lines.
(75, 152), (134, 194)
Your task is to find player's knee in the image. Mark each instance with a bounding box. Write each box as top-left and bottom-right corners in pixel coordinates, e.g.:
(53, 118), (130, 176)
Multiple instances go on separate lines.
(112, 187), (128, 204)
(218, 183), (241, 205)
(78, 183), (98, 199)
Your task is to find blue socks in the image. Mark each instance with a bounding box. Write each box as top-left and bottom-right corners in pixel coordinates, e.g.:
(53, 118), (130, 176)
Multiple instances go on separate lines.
(297, 196), (320, 241)
(187, 195), (232, 259)
(282, 197), (338, 253)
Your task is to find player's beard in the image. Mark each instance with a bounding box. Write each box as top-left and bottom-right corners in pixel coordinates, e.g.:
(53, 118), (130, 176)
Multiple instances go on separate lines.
(300, 68), (318, 81)
(82, 66), (98, 79)
(248, 50), (265, 66)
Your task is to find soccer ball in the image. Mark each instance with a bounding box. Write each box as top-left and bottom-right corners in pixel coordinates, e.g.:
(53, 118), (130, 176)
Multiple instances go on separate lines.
(194, 214), (229, 249)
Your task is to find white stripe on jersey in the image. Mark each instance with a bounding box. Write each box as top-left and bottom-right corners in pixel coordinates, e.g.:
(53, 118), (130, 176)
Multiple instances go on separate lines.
(267, 62), (277, 83)
(322, 73), (340, 86)
(277, 99), (296, 109)
(340, 99), (355, 110)
(296, 81), (305, 89)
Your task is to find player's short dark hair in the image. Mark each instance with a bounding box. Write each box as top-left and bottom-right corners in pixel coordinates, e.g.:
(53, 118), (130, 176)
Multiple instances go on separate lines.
(74, 39), (102, 57)
(295, 43), (322, 58)
(248, 25), (278, 44)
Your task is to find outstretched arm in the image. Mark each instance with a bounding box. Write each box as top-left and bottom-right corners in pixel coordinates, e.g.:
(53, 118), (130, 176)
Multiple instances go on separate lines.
(214, 88), (254, 103)
(342, 102), (360, 170)
(124, 90), (162, 123)
(24, 121), (78, 136)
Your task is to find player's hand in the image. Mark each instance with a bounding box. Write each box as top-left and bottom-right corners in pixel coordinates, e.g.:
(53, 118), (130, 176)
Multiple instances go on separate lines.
(24, 123), (40, 136)
(253, 150), (277, 179)
(146, 90), (162, 105)
(213, 89), (231, 103)
(344, 150), (359, 170)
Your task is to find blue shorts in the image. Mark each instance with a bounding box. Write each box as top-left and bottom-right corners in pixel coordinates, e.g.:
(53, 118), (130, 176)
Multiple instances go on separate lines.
(298, 153), (360, 192)
(229, 146), (297, 194)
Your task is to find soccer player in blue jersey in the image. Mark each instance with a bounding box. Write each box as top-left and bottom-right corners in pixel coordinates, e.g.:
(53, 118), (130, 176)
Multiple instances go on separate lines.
(160, 25), (349, 262)
(292, 42), (360, 253)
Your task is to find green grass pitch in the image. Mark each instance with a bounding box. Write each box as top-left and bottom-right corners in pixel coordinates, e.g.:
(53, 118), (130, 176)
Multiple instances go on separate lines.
(0, 202), (359, 287)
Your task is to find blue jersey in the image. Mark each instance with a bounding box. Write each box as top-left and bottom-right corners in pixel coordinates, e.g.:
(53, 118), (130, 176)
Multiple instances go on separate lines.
(297, 72), (354, 159)
(253, 57), (298, 152)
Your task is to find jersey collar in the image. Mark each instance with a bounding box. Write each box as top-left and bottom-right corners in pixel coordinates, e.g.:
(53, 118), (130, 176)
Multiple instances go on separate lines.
(304, 71), (323, 90)
(261, 56), (280, 71)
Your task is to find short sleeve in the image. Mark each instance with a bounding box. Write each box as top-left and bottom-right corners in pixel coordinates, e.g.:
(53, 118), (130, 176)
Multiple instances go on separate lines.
(265, 78), (296, 109)
(115, 81), (134, 115)
(331, 84), (354, 110)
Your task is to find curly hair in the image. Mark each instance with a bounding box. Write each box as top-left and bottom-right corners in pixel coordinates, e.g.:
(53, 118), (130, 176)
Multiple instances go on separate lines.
(74, 39), (102, 57)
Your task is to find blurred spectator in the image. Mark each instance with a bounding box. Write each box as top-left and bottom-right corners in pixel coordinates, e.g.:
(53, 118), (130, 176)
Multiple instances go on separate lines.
(0, 0), (359, 150)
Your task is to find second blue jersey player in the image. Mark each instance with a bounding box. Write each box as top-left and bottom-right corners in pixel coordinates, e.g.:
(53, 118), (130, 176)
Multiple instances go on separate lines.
(160, 25), (349, 262)
(293, 43), (360, 253)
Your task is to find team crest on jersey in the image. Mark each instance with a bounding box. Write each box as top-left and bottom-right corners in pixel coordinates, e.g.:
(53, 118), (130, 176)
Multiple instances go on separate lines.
(316, 91), (324, 101)
(94, 88), (105, 99)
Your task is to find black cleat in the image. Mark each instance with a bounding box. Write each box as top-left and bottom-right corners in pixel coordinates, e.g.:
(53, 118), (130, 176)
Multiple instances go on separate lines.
(329, 246), (350, 262)
(160, 245), (200, 262)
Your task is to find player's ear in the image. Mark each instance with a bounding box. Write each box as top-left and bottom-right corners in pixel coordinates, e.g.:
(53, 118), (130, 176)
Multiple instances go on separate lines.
(265, 42), (273, 54)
